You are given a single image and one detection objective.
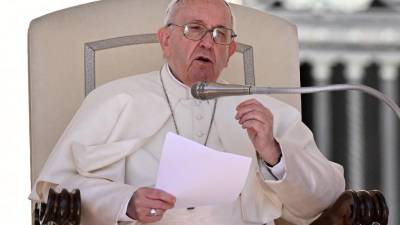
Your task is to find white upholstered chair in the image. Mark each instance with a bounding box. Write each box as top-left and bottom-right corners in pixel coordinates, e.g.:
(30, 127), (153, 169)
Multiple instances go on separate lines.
(29, 0), (300, 224)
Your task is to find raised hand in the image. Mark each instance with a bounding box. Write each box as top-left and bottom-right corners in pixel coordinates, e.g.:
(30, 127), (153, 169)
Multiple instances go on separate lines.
(235, 99), (281, 166)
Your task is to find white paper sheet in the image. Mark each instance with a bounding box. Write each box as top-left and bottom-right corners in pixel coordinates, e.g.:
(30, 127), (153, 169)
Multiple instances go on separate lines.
(155, 132), (252, 208)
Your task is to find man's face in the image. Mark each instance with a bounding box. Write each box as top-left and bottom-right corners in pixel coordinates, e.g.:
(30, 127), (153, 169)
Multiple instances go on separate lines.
(158, 0), (237, 86)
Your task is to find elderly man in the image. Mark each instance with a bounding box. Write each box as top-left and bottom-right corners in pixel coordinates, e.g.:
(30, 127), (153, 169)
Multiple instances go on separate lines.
(30, 0), (345, 225)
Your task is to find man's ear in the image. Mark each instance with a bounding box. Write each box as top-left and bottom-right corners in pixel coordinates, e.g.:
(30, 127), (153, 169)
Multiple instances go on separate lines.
(157, 27), (170, 58)
(228, 40), (237, 57)
(225, 40), (237, 66)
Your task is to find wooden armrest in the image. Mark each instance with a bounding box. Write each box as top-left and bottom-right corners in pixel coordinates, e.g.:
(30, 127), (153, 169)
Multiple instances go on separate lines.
(34, 188), (81, 225)
(33, 188), (388, 225)
(311, 190), (389, 225)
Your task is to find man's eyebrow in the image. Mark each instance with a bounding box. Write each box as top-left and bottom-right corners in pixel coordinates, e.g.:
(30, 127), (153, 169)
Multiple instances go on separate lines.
(188, 19), (205, 24)
(187, 20), (229, 28)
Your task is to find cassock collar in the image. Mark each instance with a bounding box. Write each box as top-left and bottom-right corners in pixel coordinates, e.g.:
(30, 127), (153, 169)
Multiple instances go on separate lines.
(160, 64), (194, 101)
(161, 64), (223, 113)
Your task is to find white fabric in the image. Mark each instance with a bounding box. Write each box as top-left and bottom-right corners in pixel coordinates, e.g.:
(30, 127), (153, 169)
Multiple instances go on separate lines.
(266, 159), (286, 180)
(30, 64), (345, 225)
(167, 64), (287, 180)
(261, 149), (286, 181)
(118, 65), (286, 223)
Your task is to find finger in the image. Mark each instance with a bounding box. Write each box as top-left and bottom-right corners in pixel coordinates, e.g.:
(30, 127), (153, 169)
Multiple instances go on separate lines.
(236, 99), (267, 113)
(141, 198), (174, 210)
(145, 188), (176, 205)
(145, 208), (166, 223)
(236, 99), (262, 112)
(135, 207), (165, 223)
(136, 187), (175, 204)
(236, 98), (262, 109)
(236, 106), (272, 123)
(145, 214), (163, 223)
(236, 104), (261, 120)
(138, 208), (164, 223)
(238, 110), (270, 125)
(133, 188), (175, 209)
(146, 208), (166, 217)
(246, 126), (257, 140)
(241, 119), (267, 134)
(236, 102), (270, 120)
(133, 207), (155, 222)
(146, 215), (163, 223)
(129, 188), (171, 223)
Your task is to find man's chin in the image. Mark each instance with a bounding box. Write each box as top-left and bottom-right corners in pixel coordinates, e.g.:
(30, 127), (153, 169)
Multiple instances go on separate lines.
(188, 67), (216, 82)
(190, 72), (216, 83)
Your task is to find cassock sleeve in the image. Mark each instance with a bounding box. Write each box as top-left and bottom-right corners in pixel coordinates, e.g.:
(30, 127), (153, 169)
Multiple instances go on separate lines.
(29, 90), (150, 225)
(215, 94), (345, 224)
(261, 110), (345, 224)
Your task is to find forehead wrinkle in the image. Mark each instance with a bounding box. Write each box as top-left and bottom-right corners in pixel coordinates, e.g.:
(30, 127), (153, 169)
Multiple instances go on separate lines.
(168, 0), (233, 28)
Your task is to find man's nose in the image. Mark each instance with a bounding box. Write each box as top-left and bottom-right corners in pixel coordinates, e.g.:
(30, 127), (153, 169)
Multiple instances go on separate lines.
(199, 31), (214, 49)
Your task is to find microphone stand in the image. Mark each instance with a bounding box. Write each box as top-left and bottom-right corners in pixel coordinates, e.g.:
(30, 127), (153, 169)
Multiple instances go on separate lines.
(192, 82), (400, 119)
(250, 84), (400, 119)
(192, 82), (394, 225)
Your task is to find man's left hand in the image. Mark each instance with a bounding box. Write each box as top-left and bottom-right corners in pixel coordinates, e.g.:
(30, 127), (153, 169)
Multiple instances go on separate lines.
(235, 99), (281, 166)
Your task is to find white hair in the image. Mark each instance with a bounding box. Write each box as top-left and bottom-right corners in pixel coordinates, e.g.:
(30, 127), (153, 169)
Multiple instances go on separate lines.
(163, 0), (236, 29)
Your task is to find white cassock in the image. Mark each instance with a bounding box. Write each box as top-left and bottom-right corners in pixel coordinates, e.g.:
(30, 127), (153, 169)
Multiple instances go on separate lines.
(30, 64), (345, 225)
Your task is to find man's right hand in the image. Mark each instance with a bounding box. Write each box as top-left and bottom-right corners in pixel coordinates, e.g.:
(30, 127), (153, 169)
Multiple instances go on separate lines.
(126, 187), (176, 223)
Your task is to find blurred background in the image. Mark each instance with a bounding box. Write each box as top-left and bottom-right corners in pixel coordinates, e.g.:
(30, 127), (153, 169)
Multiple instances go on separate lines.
(228, 0), (400, 224)
(0, 1), (95, 224)
(1, 0), (398, 224)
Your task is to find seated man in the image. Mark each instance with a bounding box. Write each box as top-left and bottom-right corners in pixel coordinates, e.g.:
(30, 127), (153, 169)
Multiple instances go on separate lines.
(30, 0), (345, 224)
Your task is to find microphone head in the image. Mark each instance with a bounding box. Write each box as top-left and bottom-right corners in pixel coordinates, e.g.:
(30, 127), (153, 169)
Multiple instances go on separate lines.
(191, 81), (251, 100)
(191, 81), (208, 100)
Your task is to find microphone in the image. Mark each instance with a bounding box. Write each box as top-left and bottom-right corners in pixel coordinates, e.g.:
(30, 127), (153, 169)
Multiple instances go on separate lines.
(191, 81), (400, 119)
(191, 82), (251, 100)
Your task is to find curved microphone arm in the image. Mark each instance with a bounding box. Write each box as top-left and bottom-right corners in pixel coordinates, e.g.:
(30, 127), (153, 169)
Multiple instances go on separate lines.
(251, 84), (400, 119)
(191, 82), (400, 119)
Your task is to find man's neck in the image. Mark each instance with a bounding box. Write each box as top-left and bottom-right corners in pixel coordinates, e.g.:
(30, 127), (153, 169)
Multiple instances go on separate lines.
(166, 64), (190, 88)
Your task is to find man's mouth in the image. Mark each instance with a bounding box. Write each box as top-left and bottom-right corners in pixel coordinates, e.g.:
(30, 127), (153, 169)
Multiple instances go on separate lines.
(195, 56), (213, 64)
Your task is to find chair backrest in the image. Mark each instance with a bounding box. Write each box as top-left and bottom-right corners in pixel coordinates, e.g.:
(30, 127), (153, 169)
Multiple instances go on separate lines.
(29, 0), (300, 202)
